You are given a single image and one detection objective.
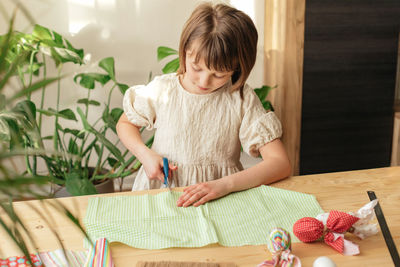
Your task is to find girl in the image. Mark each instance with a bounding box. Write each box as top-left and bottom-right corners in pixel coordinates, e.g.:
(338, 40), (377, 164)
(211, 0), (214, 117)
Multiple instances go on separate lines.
(116, 2), (291, 207)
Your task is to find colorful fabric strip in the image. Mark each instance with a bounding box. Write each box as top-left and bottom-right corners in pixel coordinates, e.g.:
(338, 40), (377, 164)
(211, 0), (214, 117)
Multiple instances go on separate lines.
(84, 238), (114, 267)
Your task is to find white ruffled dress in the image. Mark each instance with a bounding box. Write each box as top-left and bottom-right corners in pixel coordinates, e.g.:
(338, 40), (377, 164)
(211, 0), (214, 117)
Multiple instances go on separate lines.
(123, 73), (282, 191)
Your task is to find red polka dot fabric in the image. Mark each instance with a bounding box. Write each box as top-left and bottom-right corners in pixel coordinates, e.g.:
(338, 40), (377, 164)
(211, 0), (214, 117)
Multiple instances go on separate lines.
(292, 210), (360, 254)
(326, 210), (359, 233)
(0, 254), (43, 267)
(293, 217), (324, 242)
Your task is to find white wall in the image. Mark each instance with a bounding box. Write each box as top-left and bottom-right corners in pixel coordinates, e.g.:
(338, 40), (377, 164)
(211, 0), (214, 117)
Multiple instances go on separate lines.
(1, 0), (265, 88)
(1, 0), (264, 176)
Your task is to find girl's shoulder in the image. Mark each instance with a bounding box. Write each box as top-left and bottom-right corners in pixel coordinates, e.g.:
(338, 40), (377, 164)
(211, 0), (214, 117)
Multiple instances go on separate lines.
(149, 73), (179, 87)
(133, 73), (178, 95)
(227, 83), (258, 103)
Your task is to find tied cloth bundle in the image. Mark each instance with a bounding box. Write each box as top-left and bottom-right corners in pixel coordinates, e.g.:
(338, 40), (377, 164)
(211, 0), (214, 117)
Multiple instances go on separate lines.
(293, 200), (379, 255)
(257, 228), (301, 267)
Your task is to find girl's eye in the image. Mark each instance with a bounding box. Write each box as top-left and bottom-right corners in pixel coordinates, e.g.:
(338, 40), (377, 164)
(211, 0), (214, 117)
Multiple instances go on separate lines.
(214, 74), (226, 79)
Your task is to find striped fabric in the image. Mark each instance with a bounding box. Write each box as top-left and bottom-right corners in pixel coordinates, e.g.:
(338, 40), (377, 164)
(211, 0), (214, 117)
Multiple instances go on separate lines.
(39, 249), (87, 267)
(84, 185), (324, 249)
(84, 238), (114, 267)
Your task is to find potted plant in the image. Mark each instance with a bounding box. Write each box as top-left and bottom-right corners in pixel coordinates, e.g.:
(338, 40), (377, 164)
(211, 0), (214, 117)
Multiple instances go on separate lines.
(0, 9), (90, 264)
(1, 23), (154, 197)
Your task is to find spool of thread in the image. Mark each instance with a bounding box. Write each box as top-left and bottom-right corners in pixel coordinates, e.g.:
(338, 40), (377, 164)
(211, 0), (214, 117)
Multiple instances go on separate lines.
(267, 227), (292, 254)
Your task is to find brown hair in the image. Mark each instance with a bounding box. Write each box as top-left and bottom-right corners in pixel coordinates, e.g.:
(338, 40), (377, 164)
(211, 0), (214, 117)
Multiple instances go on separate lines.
(177, 2), (258, 96)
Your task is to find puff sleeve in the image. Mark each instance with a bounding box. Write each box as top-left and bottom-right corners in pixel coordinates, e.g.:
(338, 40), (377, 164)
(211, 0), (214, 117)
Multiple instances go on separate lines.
(123, 80), (161, 130)
(239, 85), (283, 157)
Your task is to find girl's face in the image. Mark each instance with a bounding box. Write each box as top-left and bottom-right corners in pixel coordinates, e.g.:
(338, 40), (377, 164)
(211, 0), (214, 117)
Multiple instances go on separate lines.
(181, 48), (234, 95)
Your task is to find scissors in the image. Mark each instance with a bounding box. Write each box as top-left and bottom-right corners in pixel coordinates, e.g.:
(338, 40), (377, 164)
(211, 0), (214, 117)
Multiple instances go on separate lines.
(162, 157), (170, 189)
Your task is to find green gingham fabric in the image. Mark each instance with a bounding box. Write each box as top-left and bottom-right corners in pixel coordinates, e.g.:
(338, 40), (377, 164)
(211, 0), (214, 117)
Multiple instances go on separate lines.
(83, 185), (324, 249)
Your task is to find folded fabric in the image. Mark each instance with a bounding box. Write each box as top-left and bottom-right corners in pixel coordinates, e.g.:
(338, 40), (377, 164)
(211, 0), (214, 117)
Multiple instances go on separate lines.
(84, 185), (324, 249)
(84, 238), (114, 267)
(39, 249), (87, 267)
(0, 250), (86, 267)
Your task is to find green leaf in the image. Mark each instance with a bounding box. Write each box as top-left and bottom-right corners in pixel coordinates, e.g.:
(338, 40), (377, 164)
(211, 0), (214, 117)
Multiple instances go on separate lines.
(110, 108), (123, 122)
(32, 24), (84, 65)
(63, 128), (84, 139)
(32, 24), (52, 40)
(10, 77), (61, 101)
(0, 94), (5, 110)
(94, 144), (101, 157)
(52, 31), (63, 46)
(65, 40), (84, 60)
(0, 19), (14, 73)
(65, 172), (98, 196)
(98, 57), (115, 81)
(102, 107), (123, 133)
(77, 99), (101, 106)
(117, 83), (129, 95)
(262, 101), (274, 111)
(5, 118), (24, 149)
(157, 46), (178, 61)
(59, 108), (77, 120)
(14, 100), (36, 121)
(0, 50), (31, 91)
(37, 108), (77, 121)
(107, 157), (119, 168)
(254, 85), (275, 102)
(67, 138), (79, 155)
(76, 107), (91, 131)
(162, 58), (180, 74)
(52, 47), (83, 64)
(95, 131), (123, 162)
(77, 107), (123, 162)
(73, 73), (111, 89)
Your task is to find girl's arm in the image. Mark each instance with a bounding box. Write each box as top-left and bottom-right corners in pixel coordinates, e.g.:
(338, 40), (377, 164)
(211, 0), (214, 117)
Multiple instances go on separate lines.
(116, 113), (176, 182)
(176, 139), (291, 207)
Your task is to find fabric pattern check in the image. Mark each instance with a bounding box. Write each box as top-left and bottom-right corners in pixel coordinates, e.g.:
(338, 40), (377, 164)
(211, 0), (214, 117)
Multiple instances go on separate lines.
(83, 186), (324, 249)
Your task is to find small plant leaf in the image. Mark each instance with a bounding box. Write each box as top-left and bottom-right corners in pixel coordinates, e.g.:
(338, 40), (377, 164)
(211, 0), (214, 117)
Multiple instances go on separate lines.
(110, 108), (123, 122)
(99, 57), (115, 81)
(73, 73), (111, 89)
(117, 83), (129, 95)
(38, 108), (77, 121)
(157, 46), (178, 61)
(67, 138), (79, 155)
(162, 58), (180, 74)
(77, 99), (101, 106)
(63, 128), (84, 139)
(14, 100), (36, 121)
(76, 107), (91, 131)
(65, 172), (98, 196)
(32, 24), (52, 40)
(107, 157), (119, 168)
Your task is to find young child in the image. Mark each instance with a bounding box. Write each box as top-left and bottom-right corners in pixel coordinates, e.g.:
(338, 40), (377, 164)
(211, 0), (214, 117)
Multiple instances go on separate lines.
(116, 3), (291, 207)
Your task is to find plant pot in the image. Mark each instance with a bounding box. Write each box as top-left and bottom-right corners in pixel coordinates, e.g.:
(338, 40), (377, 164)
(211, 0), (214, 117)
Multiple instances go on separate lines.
(50, 168), (115, 198)
(51, 178), (114, 198)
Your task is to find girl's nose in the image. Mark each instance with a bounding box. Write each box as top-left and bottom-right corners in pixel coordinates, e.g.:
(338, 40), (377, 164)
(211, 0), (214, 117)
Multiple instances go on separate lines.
(199, 74), (211, 88)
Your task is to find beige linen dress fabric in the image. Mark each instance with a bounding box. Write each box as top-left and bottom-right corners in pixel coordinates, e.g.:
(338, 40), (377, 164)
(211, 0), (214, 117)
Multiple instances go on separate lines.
(123, 73), (282, 190)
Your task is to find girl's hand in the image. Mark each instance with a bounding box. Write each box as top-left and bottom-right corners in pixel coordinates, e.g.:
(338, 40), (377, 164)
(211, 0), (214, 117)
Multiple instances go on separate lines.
(140, 149), (177, 182)
(176, 179), (231, 207)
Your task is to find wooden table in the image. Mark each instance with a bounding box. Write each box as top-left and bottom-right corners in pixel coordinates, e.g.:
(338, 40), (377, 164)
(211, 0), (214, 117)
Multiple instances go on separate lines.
(1, 167), (399, 266)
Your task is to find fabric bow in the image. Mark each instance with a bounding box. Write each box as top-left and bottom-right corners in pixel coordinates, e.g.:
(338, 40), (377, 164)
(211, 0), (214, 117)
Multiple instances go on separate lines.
(293, 210), (360, 255)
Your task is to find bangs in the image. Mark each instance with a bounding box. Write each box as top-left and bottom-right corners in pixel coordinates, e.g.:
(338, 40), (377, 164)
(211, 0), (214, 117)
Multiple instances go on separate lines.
(191, 36), (238, 72)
